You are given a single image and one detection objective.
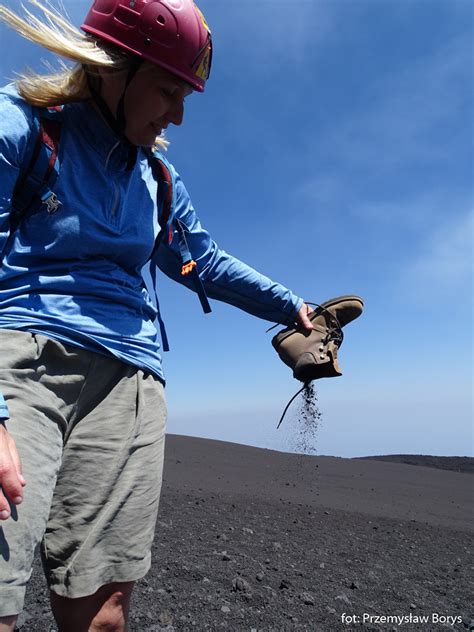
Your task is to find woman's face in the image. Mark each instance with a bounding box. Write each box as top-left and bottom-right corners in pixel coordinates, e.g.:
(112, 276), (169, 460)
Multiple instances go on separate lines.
(100, 62), (193, 147)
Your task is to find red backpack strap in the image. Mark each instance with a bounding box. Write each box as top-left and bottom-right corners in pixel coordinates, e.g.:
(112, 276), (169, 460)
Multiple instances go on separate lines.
(12, 106), (64, 218)
(147, 150), (212, 313)
(2, 107), (64, 263)
(153, 157), (174, 245)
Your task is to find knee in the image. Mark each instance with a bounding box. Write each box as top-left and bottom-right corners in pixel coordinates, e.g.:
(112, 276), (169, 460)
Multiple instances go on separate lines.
(52, 582), (133, 632)
(90, 591), (128, 631)
(0, 615), (18, 632)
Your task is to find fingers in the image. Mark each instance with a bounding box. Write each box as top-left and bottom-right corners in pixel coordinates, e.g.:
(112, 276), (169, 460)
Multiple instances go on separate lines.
(0, 426), (25, 520)
(296, 302), (314, 332)
(7, 431), (26, 487)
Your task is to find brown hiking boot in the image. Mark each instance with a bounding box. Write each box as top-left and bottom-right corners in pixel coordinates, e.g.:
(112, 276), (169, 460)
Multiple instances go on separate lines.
(272, 295), (364, 382)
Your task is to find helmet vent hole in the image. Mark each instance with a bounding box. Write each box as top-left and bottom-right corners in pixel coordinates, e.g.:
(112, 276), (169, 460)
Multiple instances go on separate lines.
(157, 15), (166, 25)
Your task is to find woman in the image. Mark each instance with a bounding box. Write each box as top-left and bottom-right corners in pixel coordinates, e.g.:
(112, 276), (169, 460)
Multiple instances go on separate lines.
(0, 1), (313, 629)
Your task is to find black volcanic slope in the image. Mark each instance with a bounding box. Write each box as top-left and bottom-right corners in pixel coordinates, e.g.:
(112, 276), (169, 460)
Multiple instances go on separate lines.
(355, 454), (473, 474)
(16, 435), (474, 631)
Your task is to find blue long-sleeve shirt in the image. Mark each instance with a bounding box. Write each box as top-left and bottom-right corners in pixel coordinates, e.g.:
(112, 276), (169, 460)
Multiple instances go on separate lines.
(0, 85), (303, 419)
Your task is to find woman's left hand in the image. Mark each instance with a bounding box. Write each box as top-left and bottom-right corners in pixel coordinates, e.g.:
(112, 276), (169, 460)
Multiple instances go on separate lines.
(295, 302), (314, 332)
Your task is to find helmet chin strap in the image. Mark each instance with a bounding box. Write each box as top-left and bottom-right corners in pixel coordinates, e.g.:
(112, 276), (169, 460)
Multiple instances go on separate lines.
(85, 58), (142, 170)
(115, 58), (142, 137)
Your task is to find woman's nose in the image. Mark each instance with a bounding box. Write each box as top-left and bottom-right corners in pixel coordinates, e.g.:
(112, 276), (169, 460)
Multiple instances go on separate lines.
(168, 101), (184, 126)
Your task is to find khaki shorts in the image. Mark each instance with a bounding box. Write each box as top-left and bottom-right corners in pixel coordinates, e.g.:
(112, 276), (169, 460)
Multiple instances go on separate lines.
(0, 329), (167, 616)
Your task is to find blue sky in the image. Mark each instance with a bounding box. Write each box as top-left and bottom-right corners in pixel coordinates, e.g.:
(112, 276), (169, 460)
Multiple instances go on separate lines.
(1, 0), (472, 457)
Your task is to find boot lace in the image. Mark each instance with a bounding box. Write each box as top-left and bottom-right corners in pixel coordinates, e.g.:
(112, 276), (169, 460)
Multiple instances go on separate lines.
(273, 304), (344, 429)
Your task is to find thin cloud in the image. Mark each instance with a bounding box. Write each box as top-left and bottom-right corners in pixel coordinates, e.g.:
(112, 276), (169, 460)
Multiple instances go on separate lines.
(209, 0), (332, 68)
(406, 209), (473, 290)
(293, 33), (472, 243)
(315, 34), (471, 171)
(350, 189), (470, 233)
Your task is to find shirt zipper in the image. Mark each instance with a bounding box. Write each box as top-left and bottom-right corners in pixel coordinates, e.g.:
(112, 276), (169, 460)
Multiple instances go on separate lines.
(111, 181), (120, 218)
(105, 141), (121, 222)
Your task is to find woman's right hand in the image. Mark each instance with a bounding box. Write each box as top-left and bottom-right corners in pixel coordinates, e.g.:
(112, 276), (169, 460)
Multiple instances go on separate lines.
(0, 424), (26, 519)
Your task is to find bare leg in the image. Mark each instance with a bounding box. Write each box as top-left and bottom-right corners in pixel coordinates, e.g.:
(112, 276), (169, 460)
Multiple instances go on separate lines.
(50, 581), (134, 632)
(0, 616), (17, 632)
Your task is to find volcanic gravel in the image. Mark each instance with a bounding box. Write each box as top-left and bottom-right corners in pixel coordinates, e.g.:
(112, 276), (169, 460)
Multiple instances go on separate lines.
(14, 436), (474, 632)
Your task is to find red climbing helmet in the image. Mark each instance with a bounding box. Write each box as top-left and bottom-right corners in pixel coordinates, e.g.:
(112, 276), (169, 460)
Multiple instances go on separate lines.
(81, 0), (212, 92)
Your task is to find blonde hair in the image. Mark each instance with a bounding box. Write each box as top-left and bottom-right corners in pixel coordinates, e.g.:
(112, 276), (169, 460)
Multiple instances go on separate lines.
(0, 0), (168, 149)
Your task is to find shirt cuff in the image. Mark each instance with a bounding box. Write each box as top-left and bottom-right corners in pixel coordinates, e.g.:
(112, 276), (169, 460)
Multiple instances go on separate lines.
(0, 394), (10, 421)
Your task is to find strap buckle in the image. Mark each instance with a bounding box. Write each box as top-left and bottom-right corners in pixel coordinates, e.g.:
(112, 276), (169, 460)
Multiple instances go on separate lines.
(42, 192), (62, 215)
